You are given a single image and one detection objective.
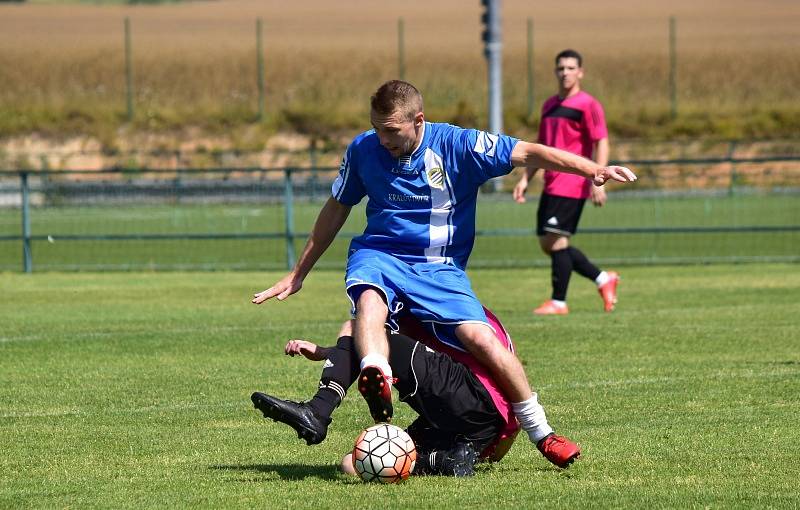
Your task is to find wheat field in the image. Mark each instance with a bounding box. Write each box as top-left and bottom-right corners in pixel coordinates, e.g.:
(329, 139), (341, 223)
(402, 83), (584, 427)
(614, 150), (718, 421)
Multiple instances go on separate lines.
(0, 0), (799, 140)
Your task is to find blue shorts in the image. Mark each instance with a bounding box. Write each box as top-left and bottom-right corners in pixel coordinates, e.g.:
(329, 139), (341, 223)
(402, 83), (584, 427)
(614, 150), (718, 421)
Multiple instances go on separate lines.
(344, 248), (490, 351)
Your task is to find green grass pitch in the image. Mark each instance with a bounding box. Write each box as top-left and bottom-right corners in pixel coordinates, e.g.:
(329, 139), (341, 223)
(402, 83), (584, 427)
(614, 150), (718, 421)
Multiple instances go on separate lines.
(1, 264), (799, 508)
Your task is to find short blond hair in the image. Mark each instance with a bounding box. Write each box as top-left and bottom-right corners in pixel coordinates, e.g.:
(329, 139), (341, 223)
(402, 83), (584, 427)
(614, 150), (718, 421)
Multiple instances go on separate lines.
(370, 80), (424, 121)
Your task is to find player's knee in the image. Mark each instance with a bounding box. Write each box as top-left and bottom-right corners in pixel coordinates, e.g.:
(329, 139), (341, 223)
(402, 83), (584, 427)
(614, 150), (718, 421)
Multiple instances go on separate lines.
(337, 319), (355, 338)
(459, 326), (501, 359)
(540, 235), (568, 254)
(355, 286), (386, 310)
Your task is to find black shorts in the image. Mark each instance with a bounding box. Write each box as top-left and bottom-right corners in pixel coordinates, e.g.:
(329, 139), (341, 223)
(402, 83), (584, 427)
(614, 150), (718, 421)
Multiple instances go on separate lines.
(387, 335), (504, 456)
(536, 192), (587, 236)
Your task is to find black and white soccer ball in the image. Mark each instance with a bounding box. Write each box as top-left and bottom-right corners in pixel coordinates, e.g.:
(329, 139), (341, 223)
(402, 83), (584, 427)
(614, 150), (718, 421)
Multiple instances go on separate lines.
(352, 423), (417, 483)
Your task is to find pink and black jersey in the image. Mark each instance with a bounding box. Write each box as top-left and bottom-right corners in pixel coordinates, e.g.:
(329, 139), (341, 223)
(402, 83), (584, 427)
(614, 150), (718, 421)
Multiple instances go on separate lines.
(398, 307), (520, 460)
(538, 91), (607, 199)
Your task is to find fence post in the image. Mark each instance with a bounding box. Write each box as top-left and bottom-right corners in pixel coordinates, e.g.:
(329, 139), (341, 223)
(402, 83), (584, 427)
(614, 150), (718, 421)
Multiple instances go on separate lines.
(21, 172), (32, 273)
(125, 17), (134, 122)
(526, 17), (534, 119)
(669, 16), (677, 119)
(727, 140), (738, 196)
(308, 139), (318, 202)
(397, 17), (405, 80)
(284, 168), (296, 269)
(256, 18), (266, 121)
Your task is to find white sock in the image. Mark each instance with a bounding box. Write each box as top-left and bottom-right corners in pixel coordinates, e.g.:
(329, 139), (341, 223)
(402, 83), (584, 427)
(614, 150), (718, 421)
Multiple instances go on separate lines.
(360, 353), (393, 381)
(551, 299), (567, 308)
(512, 393), (554, 443)
(595, 271), (610, 287)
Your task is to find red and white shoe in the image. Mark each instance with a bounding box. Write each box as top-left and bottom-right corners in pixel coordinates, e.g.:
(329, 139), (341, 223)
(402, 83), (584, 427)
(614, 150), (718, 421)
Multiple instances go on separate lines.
(537, 433), (581, 468)
(598, 271), (620, 312)
(533, 300), (569, 315)
(358, 365), (394, 423)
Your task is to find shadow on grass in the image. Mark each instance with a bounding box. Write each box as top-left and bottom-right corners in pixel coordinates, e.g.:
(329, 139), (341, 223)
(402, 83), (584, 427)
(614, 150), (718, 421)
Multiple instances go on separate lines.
(745, 360), (800, 366)
(211, 463), (346, 482)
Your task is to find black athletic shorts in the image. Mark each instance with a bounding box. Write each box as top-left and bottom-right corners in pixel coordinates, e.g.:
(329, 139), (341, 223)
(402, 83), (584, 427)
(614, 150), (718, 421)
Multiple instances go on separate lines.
(536, 192), (587, 236)
(388, 334), (504, 456)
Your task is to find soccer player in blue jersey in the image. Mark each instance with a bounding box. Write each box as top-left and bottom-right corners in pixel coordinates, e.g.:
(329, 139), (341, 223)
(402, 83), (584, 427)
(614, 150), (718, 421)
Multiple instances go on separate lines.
(253, 80), (636, 466)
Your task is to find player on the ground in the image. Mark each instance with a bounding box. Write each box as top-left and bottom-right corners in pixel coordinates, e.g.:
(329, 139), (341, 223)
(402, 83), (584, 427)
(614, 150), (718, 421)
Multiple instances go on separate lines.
(253, 80), (635, 460)
(251, 308), (579, 476)
(513, 49), (620, 315)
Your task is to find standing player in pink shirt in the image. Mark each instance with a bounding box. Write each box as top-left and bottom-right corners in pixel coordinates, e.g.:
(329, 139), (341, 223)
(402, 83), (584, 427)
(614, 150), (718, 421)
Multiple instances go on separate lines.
(513, 49), (620, 315)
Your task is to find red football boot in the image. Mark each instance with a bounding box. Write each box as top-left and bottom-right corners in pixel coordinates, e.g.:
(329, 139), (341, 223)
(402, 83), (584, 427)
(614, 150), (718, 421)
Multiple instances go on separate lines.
(537, 433), (581, 468)
(533, 300), (569, 315)
(358, 365), (394, 423)
(598, 271), (620, 312)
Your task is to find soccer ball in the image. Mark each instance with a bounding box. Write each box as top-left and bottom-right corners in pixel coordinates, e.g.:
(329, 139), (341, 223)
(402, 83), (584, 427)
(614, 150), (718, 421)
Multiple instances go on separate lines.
(352, 423), (417, 483)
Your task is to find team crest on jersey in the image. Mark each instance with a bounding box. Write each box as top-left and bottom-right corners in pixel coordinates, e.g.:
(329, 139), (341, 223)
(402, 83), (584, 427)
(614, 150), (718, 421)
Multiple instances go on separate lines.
(426, 167), (445, 190)
(473, 131), (499, 157)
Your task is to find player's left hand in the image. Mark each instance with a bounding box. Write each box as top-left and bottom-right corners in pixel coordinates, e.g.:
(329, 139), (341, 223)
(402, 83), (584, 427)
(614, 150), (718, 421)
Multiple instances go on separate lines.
(593, 166), (637, 186)
(590, 185), (607, 207)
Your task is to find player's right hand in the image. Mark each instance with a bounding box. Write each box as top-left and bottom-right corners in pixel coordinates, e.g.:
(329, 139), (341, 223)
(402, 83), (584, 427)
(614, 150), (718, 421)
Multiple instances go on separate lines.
(252, 272), (302, 304)
(513, 179), (529, 203)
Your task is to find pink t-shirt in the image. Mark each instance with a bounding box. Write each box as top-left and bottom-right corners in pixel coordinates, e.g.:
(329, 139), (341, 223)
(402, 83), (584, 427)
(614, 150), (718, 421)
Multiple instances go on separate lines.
(397, 307), (520, 460)
(538, 91), (608, 199)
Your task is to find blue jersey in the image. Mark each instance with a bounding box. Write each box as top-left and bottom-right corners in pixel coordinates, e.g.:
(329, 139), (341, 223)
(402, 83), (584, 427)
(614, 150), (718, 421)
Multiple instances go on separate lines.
(332, 122), (519, 269)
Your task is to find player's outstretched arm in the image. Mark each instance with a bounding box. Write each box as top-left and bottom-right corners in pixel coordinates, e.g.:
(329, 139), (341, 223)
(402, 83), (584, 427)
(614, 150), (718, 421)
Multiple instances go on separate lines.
(510, 141), (636, 186)
(252, 197), (351, 304)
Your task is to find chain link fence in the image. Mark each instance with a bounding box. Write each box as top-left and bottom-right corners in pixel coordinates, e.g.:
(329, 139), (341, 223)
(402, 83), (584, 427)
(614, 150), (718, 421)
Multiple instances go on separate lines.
(1, 157), (798, 272)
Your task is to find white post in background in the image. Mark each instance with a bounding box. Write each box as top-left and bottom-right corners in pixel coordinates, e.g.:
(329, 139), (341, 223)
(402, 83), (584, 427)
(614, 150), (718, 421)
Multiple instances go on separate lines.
(481, 0), (503, 191)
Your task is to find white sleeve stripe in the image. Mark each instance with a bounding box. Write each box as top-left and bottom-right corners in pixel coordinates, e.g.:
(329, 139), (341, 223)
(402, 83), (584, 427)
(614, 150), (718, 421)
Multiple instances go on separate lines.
(332, 153), (350, 200)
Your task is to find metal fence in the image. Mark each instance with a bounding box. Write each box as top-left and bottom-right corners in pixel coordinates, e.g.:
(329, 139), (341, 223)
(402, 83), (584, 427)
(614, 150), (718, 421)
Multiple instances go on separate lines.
(1, 156), (799, 272)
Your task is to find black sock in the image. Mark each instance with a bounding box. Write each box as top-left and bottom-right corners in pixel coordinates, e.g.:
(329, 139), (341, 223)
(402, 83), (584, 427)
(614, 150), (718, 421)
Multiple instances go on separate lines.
(568, 246), (601, 281)
(307, 336), (359, 420)
(550, 249), (572, 301)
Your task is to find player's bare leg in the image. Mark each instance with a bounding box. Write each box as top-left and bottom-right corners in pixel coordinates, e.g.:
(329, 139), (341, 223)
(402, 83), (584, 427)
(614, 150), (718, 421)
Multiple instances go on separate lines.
(456, 323), (532, 403)
(353, 288), (394, 422)
(455, 322), (580, 468)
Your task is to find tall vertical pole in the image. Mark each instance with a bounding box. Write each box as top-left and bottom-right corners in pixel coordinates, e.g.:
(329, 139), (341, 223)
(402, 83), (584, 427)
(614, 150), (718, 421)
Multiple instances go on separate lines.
(483, 0), (503, 136)
(397, 17), (406, 81)
(669, 16), (677, 120)
(481, 0), (503, 190)
(283, 168), (296, 269)
(124, 17), (134, 122)
(257, 18), (266, 121)
(526, 17), (534, 119)
(21, 172), (32, 273)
